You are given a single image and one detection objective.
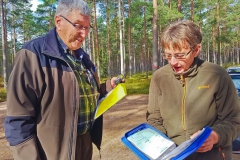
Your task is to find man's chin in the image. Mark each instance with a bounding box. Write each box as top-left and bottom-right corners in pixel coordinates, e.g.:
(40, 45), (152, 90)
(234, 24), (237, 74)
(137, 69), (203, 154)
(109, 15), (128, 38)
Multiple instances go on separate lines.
(70, 42), (82, 50)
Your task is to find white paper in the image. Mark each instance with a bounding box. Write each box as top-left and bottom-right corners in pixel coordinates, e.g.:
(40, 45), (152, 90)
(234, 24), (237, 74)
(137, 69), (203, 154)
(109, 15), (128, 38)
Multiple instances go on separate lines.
(127, 128), (176, 159)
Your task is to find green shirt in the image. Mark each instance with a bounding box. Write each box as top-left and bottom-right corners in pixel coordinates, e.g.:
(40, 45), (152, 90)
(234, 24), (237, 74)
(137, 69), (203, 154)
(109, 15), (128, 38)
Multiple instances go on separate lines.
(57, 35), (99, 135)
(65, 52), (99, 134)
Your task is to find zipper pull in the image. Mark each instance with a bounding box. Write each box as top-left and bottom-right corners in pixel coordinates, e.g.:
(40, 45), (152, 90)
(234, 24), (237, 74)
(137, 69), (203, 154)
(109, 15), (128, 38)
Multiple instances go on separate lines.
(180, 75), (185, 87)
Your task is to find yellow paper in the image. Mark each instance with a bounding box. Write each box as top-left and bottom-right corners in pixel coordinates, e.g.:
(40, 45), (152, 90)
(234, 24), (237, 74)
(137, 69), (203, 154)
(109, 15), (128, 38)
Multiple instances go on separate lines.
(94, 83), (127, 119)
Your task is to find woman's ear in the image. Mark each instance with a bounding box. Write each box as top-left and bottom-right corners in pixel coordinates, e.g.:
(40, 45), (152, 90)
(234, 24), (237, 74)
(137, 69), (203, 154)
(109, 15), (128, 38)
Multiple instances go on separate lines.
(194, 44), (201, 57)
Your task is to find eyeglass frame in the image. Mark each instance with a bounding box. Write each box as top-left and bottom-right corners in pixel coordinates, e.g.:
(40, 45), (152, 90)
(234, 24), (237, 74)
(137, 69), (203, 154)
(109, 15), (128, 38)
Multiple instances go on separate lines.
(59, 15), (93, 31)
(161, 49), (193, 61)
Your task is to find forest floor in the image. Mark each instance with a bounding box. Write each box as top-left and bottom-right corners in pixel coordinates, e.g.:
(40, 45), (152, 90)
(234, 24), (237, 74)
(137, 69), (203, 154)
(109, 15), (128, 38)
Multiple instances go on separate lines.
(0, 95), (240, 160)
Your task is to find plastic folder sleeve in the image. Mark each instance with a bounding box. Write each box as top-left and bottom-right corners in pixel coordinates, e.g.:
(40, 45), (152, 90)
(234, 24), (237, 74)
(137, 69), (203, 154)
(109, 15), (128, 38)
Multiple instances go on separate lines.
(163, 126), (212, 160)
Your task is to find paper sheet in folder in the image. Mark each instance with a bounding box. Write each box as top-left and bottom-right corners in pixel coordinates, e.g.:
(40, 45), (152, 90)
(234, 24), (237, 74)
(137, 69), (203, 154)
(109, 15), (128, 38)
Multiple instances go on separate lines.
(94, 83), (127, 119)
(121, 123), (212, 160)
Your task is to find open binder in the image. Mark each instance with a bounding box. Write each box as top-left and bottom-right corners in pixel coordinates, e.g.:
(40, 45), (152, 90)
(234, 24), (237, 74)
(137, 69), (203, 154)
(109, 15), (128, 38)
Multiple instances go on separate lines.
(94, 83), (127, 119)
(121, 123), (212, 160)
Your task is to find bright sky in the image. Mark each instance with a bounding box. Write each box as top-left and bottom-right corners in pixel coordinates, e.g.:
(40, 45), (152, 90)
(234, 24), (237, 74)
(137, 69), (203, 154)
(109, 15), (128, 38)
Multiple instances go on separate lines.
(30, 0), (42, 11)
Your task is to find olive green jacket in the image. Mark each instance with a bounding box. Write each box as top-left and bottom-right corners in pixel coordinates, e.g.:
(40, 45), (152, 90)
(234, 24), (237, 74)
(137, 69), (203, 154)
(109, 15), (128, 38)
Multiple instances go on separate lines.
(147, 58), (240, 160)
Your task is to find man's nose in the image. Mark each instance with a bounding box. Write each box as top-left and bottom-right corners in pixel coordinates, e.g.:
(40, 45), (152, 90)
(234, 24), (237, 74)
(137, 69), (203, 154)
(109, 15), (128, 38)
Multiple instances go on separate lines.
(78, 30), (89, 38)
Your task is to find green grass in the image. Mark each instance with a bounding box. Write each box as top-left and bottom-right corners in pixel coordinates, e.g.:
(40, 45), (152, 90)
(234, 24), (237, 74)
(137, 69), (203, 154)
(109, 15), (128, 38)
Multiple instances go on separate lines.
(222, 63), (240, 69)
(101, 72), (151, 95)
(0, 88), (7, 102)
(125, 73), (151, 95)
(0, 73), (151, 102)
(0, 77), (6, 102)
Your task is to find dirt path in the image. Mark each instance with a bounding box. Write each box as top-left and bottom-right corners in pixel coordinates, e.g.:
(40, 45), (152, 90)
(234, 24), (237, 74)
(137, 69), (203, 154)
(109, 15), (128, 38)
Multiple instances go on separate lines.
(92, 94), (240, 160)
(0, 96), (240, 160)
(92, 94), (148, 160)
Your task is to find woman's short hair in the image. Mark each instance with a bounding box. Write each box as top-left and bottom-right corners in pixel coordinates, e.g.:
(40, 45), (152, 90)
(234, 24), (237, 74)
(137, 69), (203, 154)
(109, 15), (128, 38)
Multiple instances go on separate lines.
(160, 20), (202, 51)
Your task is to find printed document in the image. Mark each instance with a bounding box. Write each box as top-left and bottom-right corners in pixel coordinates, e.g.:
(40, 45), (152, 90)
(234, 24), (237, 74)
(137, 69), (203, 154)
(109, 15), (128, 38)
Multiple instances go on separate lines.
(127, 128), (176, 159)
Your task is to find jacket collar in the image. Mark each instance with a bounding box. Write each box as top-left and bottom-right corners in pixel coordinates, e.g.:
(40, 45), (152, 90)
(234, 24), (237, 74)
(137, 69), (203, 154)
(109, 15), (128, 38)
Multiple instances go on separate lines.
(173, 57), (204, 80)
(42, 27), (62, 58)
(42, 27), (84, 59)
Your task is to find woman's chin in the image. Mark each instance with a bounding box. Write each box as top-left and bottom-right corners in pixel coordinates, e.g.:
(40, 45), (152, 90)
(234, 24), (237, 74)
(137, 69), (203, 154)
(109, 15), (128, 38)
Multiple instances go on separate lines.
(173, 68), (184, 74)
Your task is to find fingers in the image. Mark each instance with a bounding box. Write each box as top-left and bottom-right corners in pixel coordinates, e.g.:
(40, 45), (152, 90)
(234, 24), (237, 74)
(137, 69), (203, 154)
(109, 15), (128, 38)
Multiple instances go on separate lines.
(197, 139), (212, 152)
(110, 77), (118, 88)
(196, 135), (214, 152)
(190, 130), (218, 153)
(110, 76), (125, 88)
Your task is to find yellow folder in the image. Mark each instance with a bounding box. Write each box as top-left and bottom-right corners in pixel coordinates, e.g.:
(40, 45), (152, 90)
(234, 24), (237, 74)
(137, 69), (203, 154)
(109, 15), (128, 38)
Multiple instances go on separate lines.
(94, 83), (127, 119)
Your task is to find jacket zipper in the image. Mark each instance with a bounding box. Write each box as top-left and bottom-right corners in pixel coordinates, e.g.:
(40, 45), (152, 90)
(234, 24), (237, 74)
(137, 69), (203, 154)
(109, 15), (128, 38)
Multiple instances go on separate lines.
(43, 52), (78, 160)
(180, 75), (187, 133)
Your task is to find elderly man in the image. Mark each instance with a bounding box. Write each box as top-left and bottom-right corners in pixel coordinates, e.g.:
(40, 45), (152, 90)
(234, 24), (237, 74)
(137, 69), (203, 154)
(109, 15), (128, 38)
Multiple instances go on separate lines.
(4, 0), (122, 160)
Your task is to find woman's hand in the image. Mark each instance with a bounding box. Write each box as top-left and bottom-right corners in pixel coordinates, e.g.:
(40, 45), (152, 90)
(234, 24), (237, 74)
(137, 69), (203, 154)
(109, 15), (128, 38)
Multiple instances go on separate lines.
(191, 130), (219, 152)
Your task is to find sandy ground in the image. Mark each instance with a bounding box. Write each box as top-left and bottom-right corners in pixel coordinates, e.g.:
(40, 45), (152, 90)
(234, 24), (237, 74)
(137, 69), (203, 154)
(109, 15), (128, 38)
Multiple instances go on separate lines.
(0, 96), (240, 160)
(92, 95), (240, 160)
(92, 94), (148, 160)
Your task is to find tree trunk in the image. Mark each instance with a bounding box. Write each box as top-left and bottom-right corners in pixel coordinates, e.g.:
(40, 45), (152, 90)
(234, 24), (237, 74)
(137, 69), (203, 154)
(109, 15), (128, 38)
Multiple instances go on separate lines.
(128, 0), (133, 78)
(207, 40), (210, 62)
(106, 0), (112, 78)
(212, 26), (217, 64)
(217, 3), (221, 65)
(190, 0), (194, 21)
(237, 42), (240, 65)
(90, 31), (95, 65)
(118, 0), (124, 75)
(121, 0), (126, 76)
(168, 0), (172, 22)
(11, 3), (16, 69)
(143, 0), (148, 78)
(177, 0), (182, 21)
(152, 0), (158, 72)
(140, 38), (144, 73)
(87, 34), (92, 60)
(168, 0), (171, 9)
(93, 0), (100, 79)
(116, 29), (119, 75)
(237, 30), (240, 64)
(1, 0), (8, 88)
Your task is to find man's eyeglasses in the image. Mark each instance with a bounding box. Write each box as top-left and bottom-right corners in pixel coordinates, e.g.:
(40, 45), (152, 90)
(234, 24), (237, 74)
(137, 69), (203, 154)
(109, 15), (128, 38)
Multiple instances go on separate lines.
(161, 49), (193, 60)
(60, 15), (92, 31)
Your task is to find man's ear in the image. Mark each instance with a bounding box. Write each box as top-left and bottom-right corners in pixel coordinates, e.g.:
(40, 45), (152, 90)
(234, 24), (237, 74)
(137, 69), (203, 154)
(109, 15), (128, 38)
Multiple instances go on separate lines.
(194, 44), (201, 57)
(55, 15), (61, 30)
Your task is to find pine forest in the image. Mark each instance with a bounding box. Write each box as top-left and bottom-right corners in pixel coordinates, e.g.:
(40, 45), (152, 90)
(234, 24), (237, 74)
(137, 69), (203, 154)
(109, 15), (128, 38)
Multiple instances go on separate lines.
(0, 0), (240, 88)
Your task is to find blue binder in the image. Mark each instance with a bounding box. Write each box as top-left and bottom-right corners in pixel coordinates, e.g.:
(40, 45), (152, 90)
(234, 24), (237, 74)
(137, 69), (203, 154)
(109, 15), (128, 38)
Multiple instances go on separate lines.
(121, 123), (212, 160)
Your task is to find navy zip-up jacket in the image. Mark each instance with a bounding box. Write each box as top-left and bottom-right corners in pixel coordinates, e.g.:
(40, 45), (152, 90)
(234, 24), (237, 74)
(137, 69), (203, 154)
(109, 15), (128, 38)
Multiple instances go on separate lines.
(4, 28), (109, 160)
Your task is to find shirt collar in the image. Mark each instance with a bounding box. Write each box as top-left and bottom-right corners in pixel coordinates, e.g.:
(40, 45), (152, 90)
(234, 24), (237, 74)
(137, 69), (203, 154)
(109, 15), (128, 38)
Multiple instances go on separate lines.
(56, 33), (83, 59)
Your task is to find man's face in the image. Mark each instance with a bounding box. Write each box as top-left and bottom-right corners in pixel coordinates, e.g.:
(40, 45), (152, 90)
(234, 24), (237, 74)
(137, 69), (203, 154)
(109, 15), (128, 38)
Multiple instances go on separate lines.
(164, 45), (200, 74)
(55, 10), (91, 50)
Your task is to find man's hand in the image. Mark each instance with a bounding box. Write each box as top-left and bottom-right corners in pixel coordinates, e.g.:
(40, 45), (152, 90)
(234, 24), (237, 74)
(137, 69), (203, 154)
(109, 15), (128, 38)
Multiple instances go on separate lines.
(110, 76), (125, 89)
(191, 130), (219, 152)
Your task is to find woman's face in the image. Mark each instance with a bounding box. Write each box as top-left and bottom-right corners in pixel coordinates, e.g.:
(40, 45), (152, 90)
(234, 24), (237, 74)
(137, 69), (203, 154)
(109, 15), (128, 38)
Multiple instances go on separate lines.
(164, 44), (201, 74)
